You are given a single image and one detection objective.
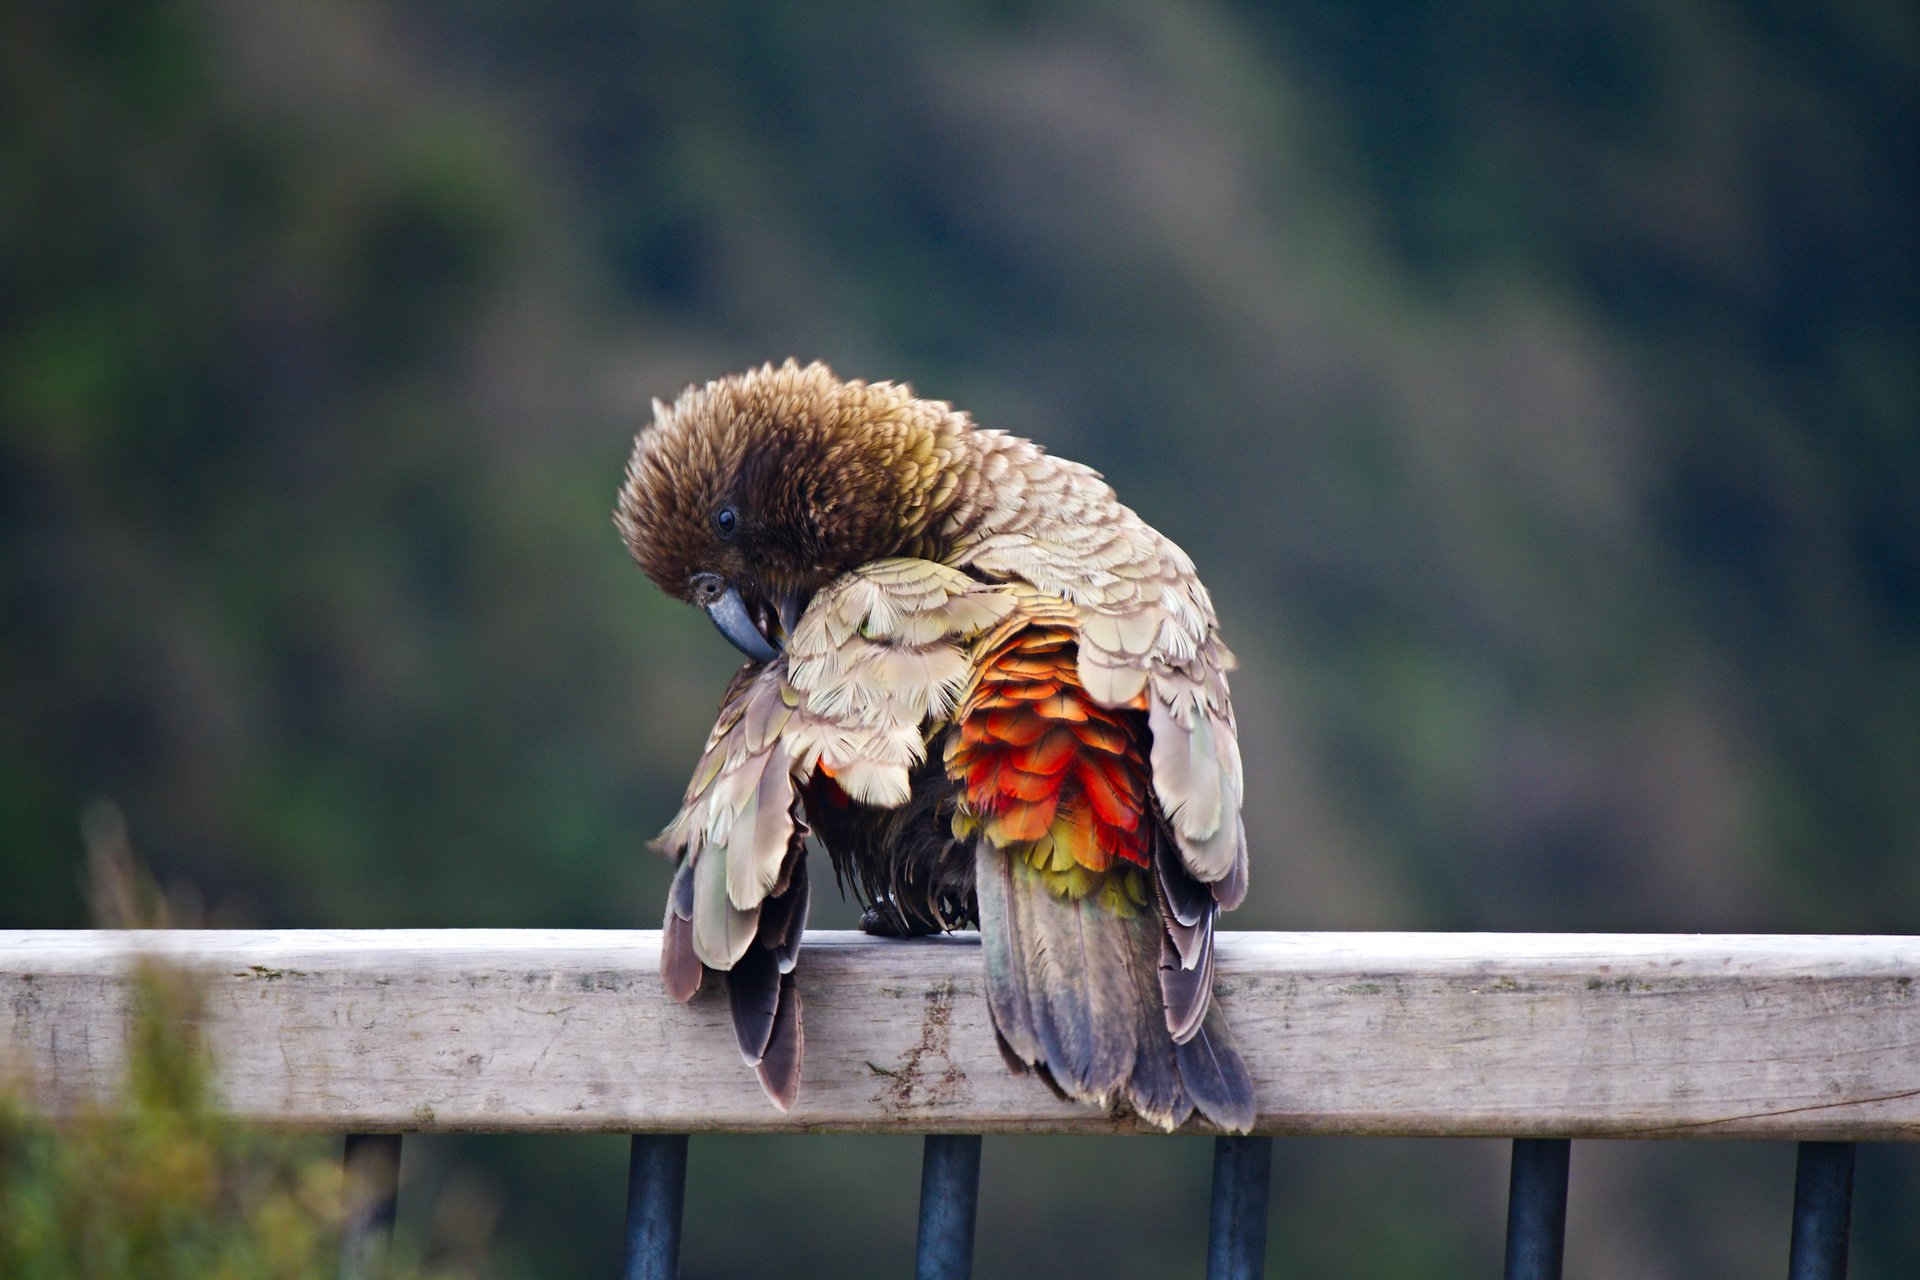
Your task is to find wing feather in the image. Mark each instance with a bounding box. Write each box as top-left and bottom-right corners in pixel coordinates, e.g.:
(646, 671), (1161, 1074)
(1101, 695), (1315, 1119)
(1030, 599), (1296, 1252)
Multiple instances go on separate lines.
(654, 556), (1020, 1112)
(952, 470), (1245, 892)
(691, 835), (759, 968)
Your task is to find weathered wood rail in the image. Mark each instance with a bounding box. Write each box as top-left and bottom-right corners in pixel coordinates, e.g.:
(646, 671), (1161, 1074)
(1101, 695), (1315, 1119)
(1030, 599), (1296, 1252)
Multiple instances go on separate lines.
(3, 929), (1915, 1278)
(4, 929), (1915, 1138)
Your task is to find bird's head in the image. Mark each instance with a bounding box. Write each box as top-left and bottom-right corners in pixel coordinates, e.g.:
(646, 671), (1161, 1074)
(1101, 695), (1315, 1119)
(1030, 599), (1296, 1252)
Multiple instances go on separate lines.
(615, 361), (969, 662)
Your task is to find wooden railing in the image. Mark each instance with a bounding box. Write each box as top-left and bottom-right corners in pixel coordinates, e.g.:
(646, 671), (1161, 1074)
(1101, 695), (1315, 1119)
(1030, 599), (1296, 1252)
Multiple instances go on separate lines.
(4, 930), (1916, 1277)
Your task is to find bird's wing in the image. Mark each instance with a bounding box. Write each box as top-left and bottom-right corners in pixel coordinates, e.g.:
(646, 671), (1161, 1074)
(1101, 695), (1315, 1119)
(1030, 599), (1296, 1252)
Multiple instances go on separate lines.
(656, 558), (1015, 1109)
(955, 489), (1246, 906)
(783, 556), (1017, 807)
(658, 556), (1017, 964)
(655, 659), (815, 1107)
(947, 583), (1253, 1131)
(657, 663), (803, 968)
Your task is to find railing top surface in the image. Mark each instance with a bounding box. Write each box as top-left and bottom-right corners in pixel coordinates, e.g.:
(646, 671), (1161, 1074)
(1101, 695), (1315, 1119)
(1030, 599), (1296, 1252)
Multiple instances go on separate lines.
(8, 926), (1917, 959)
(4, 929), (1916, 1140)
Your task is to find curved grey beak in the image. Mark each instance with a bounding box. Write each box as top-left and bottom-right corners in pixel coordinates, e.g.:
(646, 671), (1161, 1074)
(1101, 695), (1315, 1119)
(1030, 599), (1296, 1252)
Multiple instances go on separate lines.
(703, 582), (780, 664)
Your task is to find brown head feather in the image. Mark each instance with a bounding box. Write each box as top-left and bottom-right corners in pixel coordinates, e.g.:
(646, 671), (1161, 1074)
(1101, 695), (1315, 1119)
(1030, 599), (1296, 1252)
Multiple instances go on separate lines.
(615, 361), (971, 605)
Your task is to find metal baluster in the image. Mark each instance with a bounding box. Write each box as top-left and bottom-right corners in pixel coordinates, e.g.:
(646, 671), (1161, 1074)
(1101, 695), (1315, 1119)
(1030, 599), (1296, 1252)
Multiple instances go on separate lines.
(1788, 1141), (1855, 1280)
(1503, 1138), (1571, 1280)
(622, 1134), (690, 1280)
(340, 1133), (402, 1280)
(915, 1134), (983, 1280)
(1205, 1135), (1274, 1280)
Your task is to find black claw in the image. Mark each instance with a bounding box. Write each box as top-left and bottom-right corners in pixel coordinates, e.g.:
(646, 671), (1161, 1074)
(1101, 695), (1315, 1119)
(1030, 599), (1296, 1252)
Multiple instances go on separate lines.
(859, 904), (908, 937)
(859, 895), (936, 938)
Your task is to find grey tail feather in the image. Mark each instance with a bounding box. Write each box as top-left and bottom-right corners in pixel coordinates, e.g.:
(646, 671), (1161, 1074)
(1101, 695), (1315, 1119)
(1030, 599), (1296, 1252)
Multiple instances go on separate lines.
(1175, 999), (1256, 1133)
(990, 1027), (1033, 1079)
(759, 844), (811, 973)
(754, 969), (803, 1110)
(1121, 885), (1195, 1131)
(1156, 841), (1213, 930)
(661, 908), (702, 1002)
(1021, 848), (1134, 1100)
(726, 844), (813, 1085)
(726, 943), (781, 1063)
(973, 839), (1140, 1108)
(661, 857), (702, 1002)
(1152, 836), (1216, 1044)
(972, 818), (1248, 1130)
(1158, 916), (1215, 1045)
(973, 841), (1137, 1101)
(974, 838), (1042, 1064)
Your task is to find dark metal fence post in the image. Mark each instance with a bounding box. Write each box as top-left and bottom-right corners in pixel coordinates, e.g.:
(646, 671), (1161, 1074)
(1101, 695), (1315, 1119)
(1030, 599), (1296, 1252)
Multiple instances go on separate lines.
(1788, 1141), (1855, 1280)
(622, 1134), (690, 1280)
(1503, 1138), (1571, 1280)
(915, 1133), (983, 1280)
(340, 1133), (402, 1280)
(1205, 1135), (1273, 1280)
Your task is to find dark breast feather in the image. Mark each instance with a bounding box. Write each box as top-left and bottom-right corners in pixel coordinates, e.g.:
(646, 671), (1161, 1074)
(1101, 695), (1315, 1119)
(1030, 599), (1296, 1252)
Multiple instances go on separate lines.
(804, 754), (978, 937)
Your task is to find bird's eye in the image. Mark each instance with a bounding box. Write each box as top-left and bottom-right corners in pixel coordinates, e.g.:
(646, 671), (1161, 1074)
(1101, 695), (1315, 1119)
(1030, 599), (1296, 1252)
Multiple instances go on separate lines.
(713, 505), (739, 541)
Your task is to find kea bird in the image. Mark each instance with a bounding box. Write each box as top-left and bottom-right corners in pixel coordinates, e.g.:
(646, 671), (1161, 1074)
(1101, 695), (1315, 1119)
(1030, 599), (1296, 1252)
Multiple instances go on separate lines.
(616, 361), (1254, 1131)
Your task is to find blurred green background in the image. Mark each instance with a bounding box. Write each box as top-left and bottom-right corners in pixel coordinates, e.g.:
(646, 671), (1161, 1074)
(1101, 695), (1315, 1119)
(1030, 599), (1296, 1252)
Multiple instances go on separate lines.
(2, 1), (1915, 1276)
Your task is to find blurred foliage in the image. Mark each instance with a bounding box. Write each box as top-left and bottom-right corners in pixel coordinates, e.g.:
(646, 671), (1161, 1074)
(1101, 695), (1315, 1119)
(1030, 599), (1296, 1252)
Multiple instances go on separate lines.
(2, 964), (319, 1280)
(1, 0), (1914, 1276)
(0, 962), (466, 1280)
(0, 814), (472, 1278)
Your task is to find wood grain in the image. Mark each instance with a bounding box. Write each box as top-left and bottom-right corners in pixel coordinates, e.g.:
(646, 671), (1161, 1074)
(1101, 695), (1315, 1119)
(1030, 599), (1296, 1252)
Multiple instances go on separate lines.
(3, 930), (1915, 1138)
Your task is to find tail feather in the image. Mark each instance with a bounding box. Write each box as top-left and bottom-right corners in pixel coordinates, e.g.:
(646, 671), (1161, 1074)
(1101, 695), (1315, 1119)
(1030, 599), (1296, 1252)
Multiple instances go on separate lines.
(1156, 843), (1213, 931)
(754, 970), (804, 1111)
(975, 834), (1254, 1131)
(1158, 921), (1215, 1045)
(975, 841), (1043, 1063)
(724, 840), (812, 1090)
(1153, 838), (1216, 1043)
(727, 944), (781, 1063)
(667, 821), (813, 1109)
(1120, 889), (1196, 1131)
(975, 841), (1135, 1102)
(1021, 868), (1136, 1101)
(661, 857), (702, 1001)
(758, 845), (811, 974)
(1174, 999), (1256, 1133)
(661, 909), (703, 1002)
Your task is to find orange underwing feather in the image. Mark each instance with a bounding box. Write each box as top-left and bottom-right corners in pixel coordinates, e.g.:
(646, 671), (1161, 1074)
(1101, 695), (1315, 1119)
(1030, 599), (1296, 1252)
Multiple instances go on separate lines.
(1072, 716), (1130, 756)
(999, 767), (1059, 804)
(1032, 693), (1091, 722)
(983, 709), (1048, 746)
(1012, 729), (1078, 776)
(986, 805), (1054, 844)
(1078, 756), (1140, 829)
(948, 623), (1156, 882)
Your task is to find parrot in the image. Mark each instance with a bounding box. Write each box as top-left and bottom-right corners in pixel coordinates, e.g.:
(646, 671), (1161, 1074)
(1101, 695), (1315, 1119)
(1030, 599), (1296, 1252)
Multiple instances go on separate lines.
(615, 360), (1254, 1132)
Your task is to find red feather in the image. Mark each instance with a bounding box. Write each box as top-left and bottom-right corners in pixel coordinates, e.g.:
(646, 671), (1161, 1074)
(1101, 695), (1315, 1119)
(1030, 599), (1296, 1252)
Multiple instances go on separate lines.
(953, 623), (1155, 874)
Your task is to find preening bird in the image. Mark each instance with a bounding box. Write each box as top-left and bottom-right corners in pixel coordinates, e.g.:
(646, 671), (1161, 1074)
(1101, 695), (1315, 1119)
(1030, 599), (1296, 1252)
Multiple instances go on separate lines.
(616, 361), (1254, 1131)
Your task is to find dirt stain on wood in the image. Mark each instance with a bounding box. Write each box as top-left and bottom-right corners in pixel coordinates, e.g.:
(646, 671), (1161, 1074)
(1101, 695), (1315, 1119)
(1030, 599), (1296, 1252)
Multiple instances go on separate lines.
(869, 980), (966, 1112)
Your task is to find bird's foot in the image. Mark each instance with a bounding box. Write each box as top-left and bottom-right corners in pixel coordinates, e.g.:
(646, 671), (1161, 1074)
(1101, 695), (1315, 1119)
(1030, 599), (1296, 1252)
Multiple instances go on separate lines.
(858, 895), (937, 938)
